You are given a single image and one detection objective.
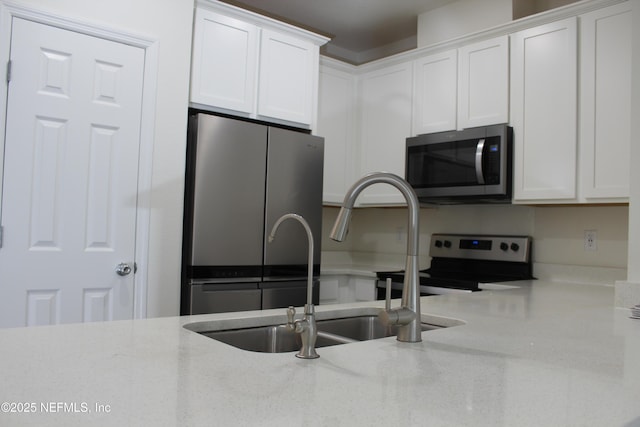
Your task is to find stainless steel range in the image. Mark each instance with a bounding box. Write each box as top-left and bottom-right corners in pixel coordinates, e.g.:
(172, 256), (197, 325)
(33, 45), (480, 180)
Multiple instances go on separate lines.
(376, 234), (533, 298)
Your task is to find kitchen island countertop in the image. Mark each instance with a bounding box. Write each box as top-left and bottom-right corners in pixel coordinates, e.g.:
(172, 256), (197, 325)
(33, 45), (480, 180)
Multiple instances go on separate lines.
(0, 279), (639, 426)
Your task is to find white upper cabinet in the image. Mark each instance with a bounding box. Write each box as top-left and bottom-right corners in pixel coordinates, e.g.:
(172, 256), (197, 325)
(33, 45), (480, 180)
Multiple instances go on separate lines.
(190, 1), (328, 128)
(412, 35), (509, 135)
(510, 17), (578, 202)
(190, 8), (258, 114)
(258, 29), (318, 125)
(358, 62), (413, 205)
(510, 5), (632, 205)
(413, 49), (458, 135)
(317, 60), (357, 204)
(316, 1), (630, 206)
(458, 35), (509, 129)
(579, 2), (631, 202)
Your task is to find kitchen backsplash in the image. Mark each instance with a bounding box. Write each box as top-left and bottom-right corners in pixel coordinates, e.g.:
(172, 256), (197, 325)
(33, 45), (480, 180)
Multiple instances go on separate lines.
(321, 204), (628, 273)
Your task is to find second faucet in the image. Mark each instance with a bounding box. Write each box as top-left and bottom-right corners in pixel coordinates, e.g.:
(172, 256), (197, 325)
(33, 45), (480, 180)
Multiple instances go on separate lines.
(330, 172), (422, 343)
(269, 213), (319, 359)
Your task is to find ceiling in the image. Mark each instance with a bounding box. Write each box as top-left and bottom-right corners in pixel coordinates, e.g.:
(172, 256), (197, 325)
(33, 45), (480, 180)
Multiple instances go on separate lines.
(219, 0), (458, 64)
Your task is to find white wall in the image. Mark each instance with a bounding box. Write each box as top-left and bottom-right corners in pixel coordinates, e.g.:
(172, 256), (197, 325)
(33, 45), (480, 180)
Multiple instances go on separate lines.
(3, 0), (194, 317)
(417, 0), (583, 46)
(629, 0), (640, 282)
(615, 0), (640, 306)
(417, 0), (512, 47)
(513, 0), (579, 19)
(534, 206), (628, 268)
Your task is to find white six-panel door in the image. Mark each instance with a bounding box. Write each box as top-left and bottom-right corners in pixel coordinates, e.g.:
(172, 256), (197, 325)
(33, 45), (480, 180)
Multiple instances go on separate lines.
(0, 18), (145, 327)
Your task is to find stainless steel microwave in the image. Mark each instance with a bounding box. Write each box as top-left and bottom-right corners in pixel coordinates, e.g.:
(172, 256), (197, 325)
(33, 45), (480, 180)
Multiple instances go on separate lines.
(406, 124), (513, 204)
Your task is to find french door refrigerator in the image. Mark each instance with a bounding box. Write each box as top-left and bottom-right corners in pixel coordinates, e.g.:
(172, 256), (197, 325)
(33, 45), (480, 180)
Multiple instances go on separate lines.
(181, 112), (323, 315)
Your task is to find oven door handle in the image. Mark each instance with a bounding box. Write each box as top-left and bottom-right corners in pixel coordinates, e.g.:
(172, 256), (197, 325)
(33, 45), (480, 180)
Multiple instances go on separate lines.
(475, 138), (486, 184)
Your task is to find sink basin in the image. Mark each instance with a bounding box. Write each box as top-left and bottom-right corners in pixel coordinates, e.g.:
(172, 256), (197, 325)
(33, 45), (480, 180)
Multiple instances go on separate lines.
(200, 324), (353, 353)
(316, 315), (440, 341)
(186, 309), (459, 353)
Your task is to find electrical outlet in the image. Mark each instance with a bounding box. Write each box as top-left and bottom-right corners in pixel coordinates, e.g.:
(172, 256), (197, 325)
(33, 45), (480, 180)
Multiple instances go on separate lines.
(584, 230), (597, 251)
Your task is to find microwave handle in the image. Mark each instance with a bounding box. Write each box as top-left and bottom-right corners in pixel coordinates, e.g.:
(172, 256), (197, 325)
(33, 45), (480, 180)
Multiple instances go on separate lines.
(475, 138), (486, 184)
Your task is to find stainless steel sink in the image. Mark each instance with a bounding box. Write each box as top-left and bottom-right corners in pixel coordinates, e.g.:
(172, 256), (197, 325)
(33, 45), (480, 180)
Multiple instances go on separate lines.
(200, 324), (354, 353)
(189, 313), (452, 353)
(316, 315), (440, 341)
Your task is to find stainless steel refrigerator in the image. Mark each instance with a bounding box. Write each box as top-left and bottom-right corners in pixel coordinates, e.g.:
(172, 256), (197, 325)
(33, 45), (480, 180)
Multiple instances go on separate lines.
(181, 112), (323, 315)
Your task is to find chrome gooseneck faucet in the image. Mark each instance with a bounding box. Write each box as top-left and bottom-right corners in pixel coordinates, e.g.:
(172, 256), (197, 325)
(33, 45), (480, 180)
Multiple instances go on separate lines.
(330, 172), (422, 343)
(268, 213), (319, 359)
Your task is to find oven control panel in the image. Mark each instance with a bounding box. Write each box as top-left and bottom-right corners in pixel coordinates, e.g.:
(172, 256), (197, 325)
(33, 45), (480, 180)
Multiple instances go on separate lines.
(429, 234), (531, 263)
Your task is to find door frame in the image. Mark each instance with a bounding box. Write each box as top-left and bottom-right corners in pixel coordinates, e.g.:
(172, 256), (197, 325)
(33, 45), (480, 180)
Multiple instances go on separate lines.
(0, 1), (158, 319)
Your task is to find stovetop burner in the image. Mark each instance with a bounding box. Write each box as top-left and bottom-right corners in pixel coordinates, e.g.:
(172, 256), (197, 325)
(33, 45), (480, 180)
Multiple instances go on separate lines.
(376, 234), (534, 293)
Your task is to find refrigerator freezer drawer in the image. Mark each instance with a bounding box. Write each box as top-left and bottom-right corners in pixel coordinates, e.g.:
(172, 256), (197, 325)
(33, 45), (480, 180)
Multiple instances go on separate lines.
(190, 283), (261, 314)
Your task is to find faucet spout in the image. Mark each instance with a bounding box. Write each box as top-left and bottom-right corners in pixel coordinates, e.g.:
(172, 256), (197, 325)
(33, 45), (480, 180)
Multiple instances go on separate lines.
(330, 172), (422, 343)
(269, 213), (319, 358)
(269, 213), (315, 307)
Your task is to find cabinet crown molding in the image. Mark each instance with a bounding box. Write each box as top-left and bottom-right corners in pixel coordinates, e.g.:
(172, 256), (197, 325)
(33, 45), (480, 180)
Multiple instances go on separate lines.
(196, 0), (330, 46)
(330, 0), (628, 73)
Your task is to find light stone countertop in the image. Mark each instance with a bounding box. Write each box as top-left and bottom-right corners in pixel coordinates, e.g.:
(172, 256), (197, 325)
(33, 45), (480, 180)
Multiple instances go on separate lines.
(1, 279), (639, 426)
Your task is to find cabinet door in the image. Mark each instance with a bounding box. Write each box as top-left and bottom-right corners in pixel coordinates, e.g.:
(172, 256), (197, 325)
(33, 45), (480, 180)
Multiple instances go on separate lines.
(258, 29), (317, 125)
(359, 62), (413, 205)
(352, 277), (376, 302)
(458, 35), (509, 129)
(317, 64), (357, 204)
(510, 17), (578, 201)
(318, 275), (376, 304)
(413, 49), (457, 135)
(580, 3), (631, 201)
(319, 276), (341, 305)
(190, 8), (258, 113)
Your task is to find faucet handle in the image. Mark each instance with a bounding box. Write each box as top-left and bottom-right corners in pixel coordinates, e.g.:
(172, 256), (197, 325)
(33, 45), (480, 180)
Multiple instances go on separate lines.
(385, 278), (392, 311)
(286, 306), (296, 325)
(379, 306), (417, 327)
